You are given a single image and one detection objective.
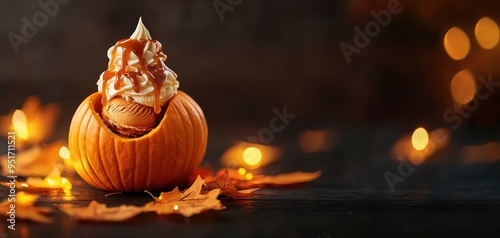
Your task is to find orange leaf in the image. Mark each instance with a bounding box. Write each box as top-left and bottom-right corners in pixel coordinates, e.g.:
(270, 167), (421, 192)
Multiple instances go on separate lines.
(236, 170), (322, 189)
(0, 167), (72, 191)
(205, 170), (259, 197)
(0, 141), (64, 177)
(60, 201), (143, 222)
(0, 192), (52, 223)
(143, 176), (225, 217)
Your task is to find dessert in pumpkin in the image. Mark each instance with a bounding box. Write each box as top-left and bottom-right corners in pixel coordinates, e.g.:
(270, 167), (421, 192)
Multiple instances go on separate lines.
(68, 17), (207, 192)
(97, 17), (179, 137)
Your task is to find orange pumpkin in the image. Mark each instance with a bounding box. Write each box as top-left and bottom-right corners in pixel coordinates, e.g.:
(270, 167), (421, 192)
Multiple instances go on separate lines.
(68, 91), (207, 192)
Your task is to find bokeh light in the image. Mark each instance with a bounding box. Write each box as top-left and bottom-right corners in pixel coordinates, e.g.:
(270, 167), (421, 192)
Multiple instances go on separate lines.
(451, 69), (476, 104)
(238, 168), (247, 175)
(475, 17), (500, 49)
(444, 27), (470, 60)
(245, 173), (254, 180)
(220, 142), (281, 169)
(411, 127), (429, 151)
(243, 147), (262, 166)
(59, 146), (71, 160)
(12, 109), (29, 140)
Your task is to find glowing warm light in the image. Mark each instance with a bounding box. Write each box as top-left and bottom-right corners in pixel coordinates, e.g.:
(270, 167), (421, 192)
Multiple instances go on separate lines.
(16, 192), (38, 205)
(0, 96), (60, 147)
(62, 192), (75, 201)
(0, 140), (66, 177)
(21, 183), (29, 187)
(12, 110), (29, 140)
(475, 17), (500, 49)
(411, 127), (429, 151)
(23, 167), (73, 190)
(220, 142), (281, 169)
(451, 69), (476, 104)
(238, 168), (247, 175)
(173, 205), (179, 211)
(47, 178), (56, 186)
(61, 178), (72, 189)
(243, 147), (262, 166)
(444, 27), (470, 60)
(59, 146), (71, 160)
(245, 173), (254, 180)
(391, 128), (449, 164)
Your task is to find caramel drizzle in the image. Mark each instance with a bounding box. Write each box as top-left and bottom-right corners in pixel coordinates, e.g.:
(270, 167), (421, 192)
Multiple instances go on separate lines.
(102, 38), (170, 114)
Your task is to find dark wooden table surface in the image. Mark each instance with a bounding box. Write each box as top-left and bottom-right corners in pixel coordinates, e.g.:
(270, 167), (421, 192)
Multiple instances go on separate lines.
(1, 161), (500, 238)
(1, 127), (500, 238)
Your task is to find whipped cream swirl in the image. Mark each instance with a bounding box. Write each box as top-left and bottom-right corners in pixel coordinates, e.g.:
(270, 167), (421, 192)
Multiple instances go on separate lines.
(97, 17), (179, 113)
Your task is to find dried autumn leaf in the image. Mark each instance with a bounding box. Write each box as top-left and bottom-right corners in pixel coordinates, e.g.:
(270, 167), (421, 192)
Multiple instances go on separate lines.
(1, 166), (72, 191)
(0, 192), (52, 223)
(205, 170), (259, 197)
(61, 201), (143, 222)
(0, 141), (64, 177)
(235, 170), (322, 189)
(24, 167), (72, 190)
(143, 176), (225, 217)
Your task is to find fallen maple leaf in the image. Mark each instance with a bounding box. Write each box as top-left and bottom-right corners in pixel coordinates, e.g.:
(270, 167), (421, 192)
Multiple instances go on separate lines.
(205, 170), (259, 197)
(249, 170), (321, 185)
(0, 166), (72, 191)
(191, 168), (322, 189)
(0, 192), (52, 223)
(60, 201), (143, 222)
(234, 170), (322, 189)
(143, 176), (225, 217)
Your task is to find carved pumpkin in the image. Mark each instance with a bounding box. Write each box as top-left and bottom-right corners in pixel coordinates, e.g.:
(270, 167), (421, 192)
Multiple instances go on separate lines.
(68, 91), (207, 192)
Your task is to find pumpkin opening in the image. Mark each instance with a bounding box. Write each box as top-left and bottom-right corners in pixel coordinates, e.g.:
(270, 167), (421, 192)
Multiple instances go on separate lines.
(89, 93), (172, 139)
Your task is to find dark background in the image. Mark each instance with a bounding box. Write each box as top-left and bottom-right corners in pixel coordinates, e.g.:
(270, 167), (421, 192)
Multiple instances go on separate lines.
(1, 0), (499, 130)
(1, 0), (499, 168)
(1, 0), (500, 237)
(1, 0), (500, 190)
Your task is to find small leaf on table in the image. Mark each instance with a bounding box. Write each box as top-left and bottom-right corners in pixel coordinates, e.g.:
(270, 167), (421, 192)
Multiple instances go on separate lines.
(60, 201), (143, 222)
(205, 170), (259, 197)
(143, 176), (225, 217)
(0, 192), (52, 223)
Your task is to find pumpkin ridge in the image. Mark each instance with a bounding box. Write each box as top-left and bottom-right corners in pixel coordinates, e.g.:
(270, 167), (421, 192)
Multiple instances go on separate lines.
(185, 94), (207, 179)
(96, 125), (119, 191)
(164, 101), (179, 187)
(112, 137), (126, 191)
(185, 95), (198, 181)
(89, 94), (122, 191)
(71, 100), (99, 188)
(175, 101), (190, 186)
(80, 106), (109, 190)
(175, 95), (195, 182)
(144, 135), (153, 189)
(87, 95), (117, 191)
(157, 114), (167, 189)
(131, 139), (138, 191)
